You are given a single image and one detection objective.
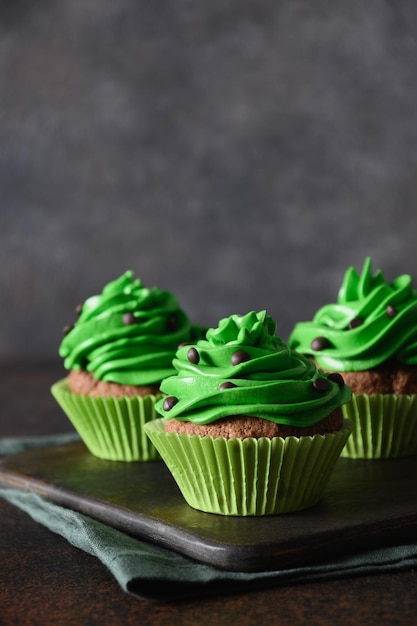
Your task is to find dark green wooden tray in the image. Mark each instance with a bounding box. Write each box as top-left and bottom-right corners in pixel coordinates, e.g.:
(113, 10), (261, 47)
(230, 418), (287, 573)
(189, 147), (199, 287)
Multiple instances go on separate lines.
(0, 441), (416, 572)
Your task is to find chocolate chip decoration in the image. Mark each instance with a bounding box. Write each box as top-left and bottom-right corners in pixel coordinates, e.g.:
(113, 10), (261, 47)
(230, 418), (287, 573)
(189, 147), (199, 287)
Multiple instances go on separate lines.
(311, 337), (331, 351)
(348, 317), (363, 329)
(219, 382), (237, 390)
(122, 312), (137, 325)
(231, 350), (251, 365)
(386, 305), (397, 318)
(328, 372), (345, 387)
(167, 315), (177, 331)
(187, 347), (200, 364)
(163, 396), (178, 411)
(312, 377), (330, 392)
(63, 325), (73, 336)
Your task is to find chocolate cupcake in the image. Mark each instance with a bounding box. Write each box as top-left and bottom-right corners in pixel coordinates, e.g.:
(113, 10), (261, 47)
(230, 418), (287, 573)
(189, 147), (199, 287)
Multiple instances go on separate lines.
(51, 271), (204, 461)
(145, 311), (352, 515)
(289, 258), (417, 459)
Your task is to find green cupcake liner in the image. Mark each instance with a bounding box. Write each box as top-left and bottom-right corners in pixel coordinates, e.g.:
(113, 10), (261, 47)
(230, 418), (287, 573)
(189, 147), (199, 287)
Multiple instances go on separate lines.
(341, 393), (417, 459)
(144, 418), (352, 516)
(51, 379), (161, 462)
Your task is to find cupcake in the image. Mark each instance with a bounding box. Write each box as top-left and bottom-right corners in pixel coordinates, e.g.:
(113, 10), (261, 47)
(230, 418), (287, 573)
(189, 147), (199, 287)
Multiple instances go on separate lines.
(144, 311), (352, 515)
(288, 258), (417, 459)
(51, 270), (204, 461)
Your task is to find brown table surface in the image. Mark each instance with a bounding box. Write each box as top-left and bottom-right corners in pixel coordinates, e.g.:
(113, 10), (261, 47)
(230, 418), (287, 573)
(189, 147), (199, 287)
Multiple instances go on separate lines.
(1, 363), (417, 626)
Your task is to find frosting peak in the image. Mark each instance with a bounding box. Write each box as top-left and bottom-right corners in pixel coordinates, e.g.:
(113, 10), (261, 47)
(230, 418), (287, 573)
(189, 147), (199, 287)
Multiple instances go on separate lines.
(289, 258), (417, 371)
(59, 271), (202, 386)
(207, 310), (281, 349)
(156, 311), (351, 426)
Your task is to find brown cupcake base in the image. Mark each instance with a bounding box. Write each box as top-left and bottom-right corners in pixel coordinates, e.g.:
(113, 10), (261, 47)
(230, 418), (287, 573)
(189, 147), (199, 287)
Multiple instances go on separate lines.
(308, 358), (417, 395)
(164, 408), (344, 440)
(341, 361), (417, 395)
(67, 369), (160, 398)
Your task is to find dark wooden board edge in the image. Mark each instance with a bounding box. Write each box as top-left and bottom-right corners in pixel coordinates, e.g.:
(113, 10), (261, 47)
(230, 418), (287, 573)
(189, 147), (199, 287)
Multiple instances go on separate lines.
(1, 442), (417, 572)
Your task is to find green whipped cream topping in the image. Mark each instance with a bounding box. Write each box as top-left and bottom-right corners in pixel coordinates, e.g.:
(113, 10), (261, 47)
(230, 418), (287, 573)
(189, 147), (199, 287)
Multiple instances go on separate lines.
(156, 311), (351, 426)
(59, 271), (202, 386)
(289, 258), (417, 371)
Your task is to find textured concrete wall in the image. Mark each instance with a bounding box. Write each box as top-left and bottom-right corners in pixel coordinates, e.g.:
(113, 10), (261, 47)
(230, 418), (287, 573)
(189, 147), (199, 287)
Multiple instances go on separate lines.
(2, 1), (417, 361)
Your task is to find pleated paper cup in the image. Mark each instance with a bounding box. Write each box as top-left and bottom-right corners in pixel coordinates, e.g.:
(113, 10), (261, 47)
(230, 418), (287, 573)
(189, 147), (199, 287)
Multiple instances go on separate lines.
(144, 418), (352, 516)
(51, 379), (161, 462)
(341, 393), (417, 459)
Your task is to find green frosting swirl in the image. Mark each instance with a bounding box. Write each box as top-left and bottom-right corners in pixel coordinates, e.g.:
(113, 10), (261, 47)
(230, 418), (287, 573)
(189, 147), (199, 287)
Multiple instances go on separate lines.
(59, 271), (203, 386)
(289, 258), (417, 371)
(156, 311), (351, 426)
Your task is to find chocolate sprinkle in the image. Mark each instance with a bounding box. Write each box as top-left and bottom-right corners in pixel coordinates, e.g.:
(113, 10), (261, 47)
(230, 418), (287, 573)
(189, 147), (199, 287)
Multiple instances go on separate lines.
(187, 347), (200, 364)
(312, 377), (330, 392)
(328, 372), (345, 387)
(75, 303), (83, 316)
(348, 317), (363, 329)
(167, 315), (177, 331)
(163, 396), (178, 411)
(219, 381), (237, 390)
(231, 350), (251, 365)
(311, 337), (331, 351)
(122, 312), (137, 325)
(63, 325), (73, 336)
(386, 305), (397, 318)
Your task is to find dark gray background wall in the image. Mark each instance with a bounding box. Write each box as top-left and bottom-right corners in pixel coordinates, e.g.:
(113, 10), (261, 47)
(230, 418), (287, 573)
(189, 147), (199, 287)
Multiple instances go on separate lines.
(2, 1), (417, 362)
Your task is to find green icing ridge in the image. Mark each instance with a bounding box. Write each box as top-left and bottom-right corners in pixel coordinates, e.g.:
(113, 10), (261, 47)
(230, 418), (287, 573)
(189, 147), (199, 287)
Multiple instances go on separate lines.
(156, 311), (351, 427)
(289, 258), (417, 371)
(59, 271), (203, 386)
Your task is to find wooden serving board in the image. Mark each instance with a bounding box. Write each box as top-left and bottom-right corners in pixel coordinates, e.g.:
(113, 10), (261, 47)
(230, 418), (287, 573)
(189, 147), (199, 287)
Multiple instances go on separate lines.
(1, 441), (416, 572)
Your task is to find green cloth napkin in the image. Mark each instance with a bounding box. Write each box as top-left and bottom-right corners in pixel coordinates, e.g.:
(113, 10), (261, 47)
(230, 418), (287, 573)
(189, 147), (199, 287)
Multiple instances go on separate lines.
(1, 434), (417, 603)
